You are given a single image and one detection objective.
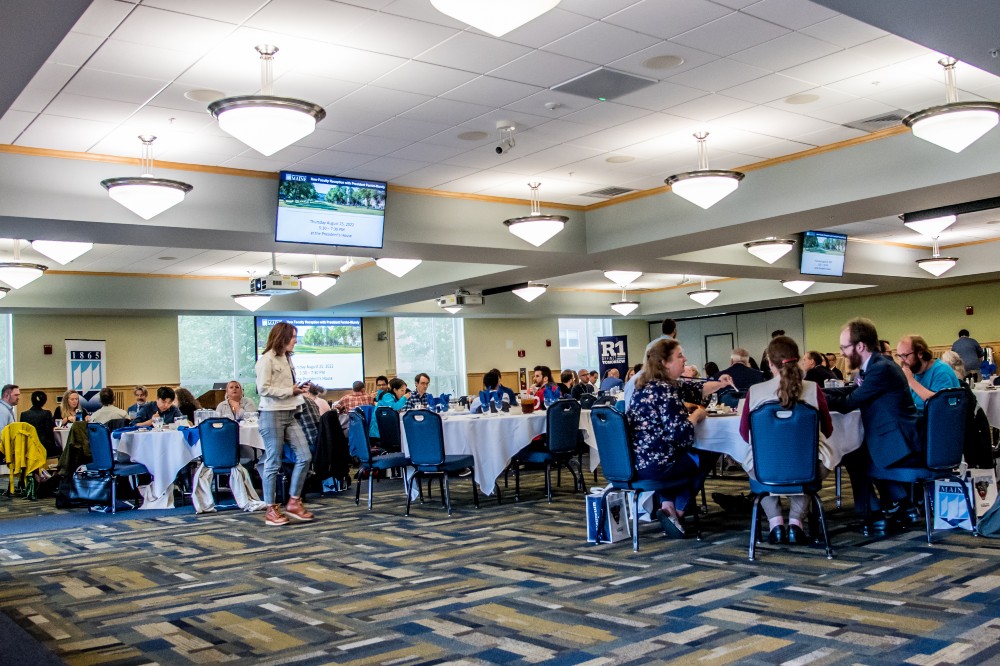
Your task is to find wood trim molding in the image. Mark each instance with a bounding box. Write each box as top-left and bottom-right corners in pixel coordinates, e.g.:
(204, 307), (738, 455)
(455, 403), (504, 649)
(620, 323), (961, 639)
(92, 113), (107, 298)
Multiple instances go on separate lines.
(47, 270), (246, 281)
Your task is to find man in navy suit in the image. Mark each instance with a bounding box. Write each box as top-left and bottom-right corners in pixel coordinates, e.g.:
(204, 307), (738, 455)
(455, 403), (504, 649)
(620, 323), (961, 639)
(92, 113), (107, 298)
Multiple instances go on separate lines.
(827, 317), (922, 535)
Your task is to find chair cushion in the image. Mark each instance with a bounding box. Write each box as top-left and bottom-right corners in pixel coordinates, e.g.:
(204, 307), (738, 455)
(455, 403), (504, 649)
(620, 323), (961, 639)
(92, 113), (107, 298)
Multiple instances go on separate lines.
(517, 450), (576, 465)
(370, 453), (409, 470)
(867, 463), (935, 484)
(89, 462), (148, 476)
(750, 479), (821, 495)
(614, 477), (689, 494)
(413, 454), (474, 473)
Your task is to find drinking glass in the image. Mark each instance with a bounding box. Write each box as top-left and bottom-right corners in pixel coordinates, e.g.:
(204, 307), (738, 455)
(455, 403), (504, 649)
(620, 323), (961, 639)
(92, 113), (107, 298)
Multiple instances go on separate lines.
(152, 415), (163, 431)
(55, 419), (63, 428)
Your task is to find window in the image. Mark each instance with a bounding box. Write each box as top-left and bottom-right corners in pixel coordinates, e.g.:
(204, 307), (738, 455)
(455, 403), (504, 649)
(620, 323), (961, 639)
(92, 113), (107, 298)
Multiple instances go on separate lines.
(558, 318), (613, 372)
(178, 316), (258, 402)
(393, 317), (466, 396)
(0, 314), (11, 386)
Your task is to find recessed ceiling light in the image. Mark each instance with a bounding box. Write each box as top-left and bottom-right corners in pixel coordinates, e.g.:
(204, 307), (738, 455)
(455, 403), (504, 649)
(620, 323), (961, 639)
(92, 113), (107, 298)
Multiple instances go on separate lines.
(643, 55), (685, 70)
(158, 256), (177, 261)
(606, 155), (635, 163)
(785, 93), (820, 105)
(458, 131), (489, 141)
(184, 89), (225, 103)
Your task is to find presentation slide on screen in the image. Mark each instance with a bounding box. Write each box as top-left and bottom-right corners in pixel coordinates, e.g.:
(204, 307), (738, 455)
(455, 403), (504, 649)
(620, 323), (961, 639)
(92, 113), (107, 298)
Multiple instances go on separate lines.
(800, 232), (847, 276)
(276, 172), (385, 249)
(256, 316), (363, 390)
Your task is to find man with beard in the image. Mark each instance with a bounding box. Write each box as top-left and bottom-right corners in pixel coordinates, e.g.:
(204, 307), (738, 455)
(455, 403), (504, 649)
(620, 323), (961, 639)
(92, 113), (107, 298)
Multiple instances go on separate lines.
(897, 335), (959, 413)
(826, 318), (922, 536)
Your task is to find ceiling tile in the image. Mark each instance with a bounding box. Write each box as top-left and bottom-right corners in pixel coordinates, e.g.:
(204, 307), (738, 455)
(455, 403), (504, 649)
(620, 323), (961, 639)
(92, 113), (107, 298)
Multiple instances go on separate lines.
(20, 62), (79, 99)
(141, 0), (267, 24)
(44, 93), (139, 124)
(10, 87), (61, 114)
(71, 0), (135, 37)
(792, 124), (867, 146)
(372, 61), (478, 96)
(16, 114), (118, 152)
(729, 32), (841, 71)
(335, 134), (414, 157)
(269, 72), (360, 108)
(109, 5), (235, 54)
(391, 164), (479, 189)
(347, 156), (430, 181)
(799, 14), (887, 48)
(521, 119), (598, 144)
(365, 117), (452, 142)
(334, 13), (460, 59)
(543, 22), (659, 64)
(605, 0), (733, 39)
(500, 144), (605, 175)
(615, 81), (707, 111)
(418, 32), (533, 74)
(824, 63), (927, 98)
(389, 142), (469, 162)
(668, 58), (769, 92)
(381, 0), (469, 29)
(716, 105), (839, 136)
(49, 32), (105, 68)
(329, 87), (434, 132)
(848, 35), (931, 65)
(148, 82), (225, 114)
(739, 137), (813, 159)
(663, 93), (756, 121)
(501, 89), (599, 119)
(489, 50), (596, 88)
(722, 73), (816, 104)
(559, 0), (648, 20)
(0, 111), (37, 144)
(432, 169), (525, 195)
(670, 12), (790, 57)
(780, 50), (883, 86)
(442, 76), (543, 108)
(608, 41), (720, 79)
(291, 127), (356, 150)
(741, 0), (840, 30)
(86, 39), (203, 80)
(63, 69), (170, 104)
(560, 102), (652, 128)
(762, 85), (855, 112)
(244, 0), (375, 44)
(400, 97), (494, 125)
(295, 150), (375, 174)
(568, 113), (692, 152)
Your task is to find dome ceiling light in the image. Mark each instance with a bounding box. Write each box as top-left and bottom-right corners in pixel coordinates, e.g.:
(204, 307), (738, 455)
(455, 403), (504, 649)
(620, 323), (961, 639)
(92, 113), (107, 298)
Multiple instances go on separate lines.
(30, 240), (93, 265)
(0, 239), (47, 289)
(503, 182), (568, 247)
(745, 237), (796, 264)
(781, 280), (814, 294)
(903, 58), (1000, 153)
(665, 132), (745, 209)
(603, 270), (642, 288)
(297, 256), (339, 296)
(429, 0), (561, 37)
(100, 135), (192, 220)
(687, 277), (720, 306)
(916, 238), (958, 277)
(376, 258), (422, 277)
(232, 294), (271, 312)
(512, 281), (547, 302)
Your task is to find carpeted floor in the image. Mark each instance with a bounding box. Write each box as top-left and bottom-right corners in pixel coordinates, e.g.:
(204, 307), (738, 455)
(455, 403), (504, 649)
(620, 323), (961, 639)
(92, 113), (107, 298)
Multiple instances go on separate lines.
(1, 469), (999, 665)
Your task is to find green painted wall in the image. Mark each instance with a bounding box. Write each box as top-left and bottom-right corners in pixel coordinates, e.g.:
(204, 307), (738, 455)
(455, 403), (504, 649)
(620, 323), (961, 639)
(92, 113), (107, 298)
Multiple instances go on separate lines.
(804, 282), (1000, 352)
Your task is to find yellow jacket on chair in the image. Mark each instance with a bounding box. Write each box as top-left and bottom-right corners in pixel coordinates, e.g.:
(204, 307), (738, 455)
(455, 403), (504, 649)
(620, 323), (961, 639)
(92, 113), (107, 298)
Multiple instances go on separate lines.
(0, 422), (48, 492)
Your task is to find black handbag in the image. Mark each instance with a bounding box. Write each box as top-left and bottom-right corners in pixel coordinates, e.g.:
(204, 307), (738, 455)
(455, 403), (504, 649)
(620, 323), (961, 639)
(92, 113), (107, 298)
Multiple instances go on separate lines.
(55, 472), (112, 508)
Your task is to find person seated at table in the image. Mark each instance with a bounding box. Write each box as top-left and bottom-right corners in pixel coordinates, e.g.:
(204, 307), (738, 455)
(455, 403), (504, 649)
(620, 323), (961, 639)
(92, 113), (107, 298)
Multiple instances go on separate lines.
(897, 335), (959, 414)
(90, 387), (130, 425)
(557, 370), (575, 397)
(133, 386), (183, 426)
(307, 383), (331, 416)
(54, 389), (88, 422)
(739, 335), (834, 545)
(939, 351), (968, 386)
(626, 338), (709, 538)
(405, 373), (432, 410)
(20, 390), (58, 456)
(713, 348), (765, 393)
(174, 387), (201, 423)
(471, 371), (507, 412)
(802, 350), (836, 384)
(600, 368), (624, 392)
(492, 369), (518, 405)
(0, 384), (18, 432)
(371, 375), (388, 402)
(127, 385), (148, 419)
(370, 378), (407, 438)
(824, 353), (844, 380)
(589, 370), (599, 385)
(334, 381), (374, 413)
(572, 368), (595, 400)
(624, 364), (640, 382)
(681, 365), (700, 378)
(216, 380), (257, 420)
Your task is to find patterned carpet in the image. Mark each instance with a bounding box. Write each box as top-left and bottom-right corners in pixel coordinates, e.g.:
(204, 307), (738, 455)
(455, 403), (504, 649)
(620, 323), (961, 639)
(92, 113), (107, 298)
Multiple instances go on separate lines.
(1, 469), (999, 666)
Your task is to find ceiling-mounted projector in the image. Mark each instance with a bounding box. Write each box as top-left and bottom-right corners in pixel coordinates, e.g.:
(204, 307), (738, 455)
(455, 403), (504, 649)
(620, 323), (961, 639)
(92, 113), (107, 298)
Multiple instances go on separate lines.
(250, 274), (301, 295)
(437, 290), (484, 308)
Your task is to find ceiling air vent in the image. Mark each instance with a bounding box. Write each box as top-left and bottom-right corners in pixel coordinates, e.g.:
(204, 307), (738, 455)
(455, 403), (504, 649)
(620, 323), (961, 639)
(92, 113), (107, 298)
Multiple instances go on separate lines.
(552, 67), (657, 100)
(842, 109), (910, 133)
(580, 186), (636, 199)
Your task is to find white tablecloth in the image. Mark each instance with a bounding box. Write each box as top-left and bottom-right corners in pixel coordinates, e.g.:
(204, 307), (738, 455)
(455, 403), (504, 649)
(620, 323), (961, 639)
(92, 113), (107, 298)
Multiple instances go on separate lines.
(973, 389), (1000, 428)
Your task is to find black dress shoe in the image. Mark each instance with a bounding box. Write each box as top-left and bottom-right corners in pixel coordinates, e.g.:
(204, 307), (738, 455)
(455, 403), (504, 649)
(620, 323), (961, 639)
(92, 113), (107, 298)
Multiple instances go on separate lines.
(767, 525), (787, 545)
(787, 524), (807, 545)
(861, 511), (889, 537)
(886, 500), (922, 528)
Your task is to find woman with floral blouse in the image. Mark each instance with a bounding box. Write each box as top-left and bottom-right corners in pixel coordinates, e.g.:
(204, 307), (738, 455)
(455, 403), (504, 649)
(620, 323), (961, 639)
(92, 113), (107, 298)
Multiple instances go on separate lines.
(626, 338), (707, 538)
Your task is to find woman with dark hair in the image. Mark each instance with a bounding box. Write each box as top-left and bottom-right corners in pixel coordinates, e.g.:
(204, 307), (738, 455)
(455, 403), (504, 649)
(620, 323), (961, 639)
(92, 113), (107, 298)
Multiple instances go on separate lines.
(21, 390), (58, 456)
(626, 338), (707, 538)
(255, 321), (313, 526)
(370, 377), (407, 438)
(704, 361), (720, 378)
(174, 387), (201, 423)
(739, 336), (833, 546)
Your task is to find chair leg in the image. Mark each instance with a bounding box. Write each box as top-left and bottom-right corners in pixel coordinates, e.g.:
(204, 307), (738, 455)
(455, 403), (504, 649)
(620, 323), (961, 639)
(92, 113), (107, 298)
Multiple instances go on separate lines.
(749, 494), (763, 561)
(556, 464), (561, 488)
(545, 464), (552, 503)
(355, 470), (362, 505)
(514, 462), (521, 502)
(632, 490), (640, 552)
(367, 472), (374, 510)
(405, 472), (414, 516)
(835, 465), (842, 509)
(566, 460), (581, 495)
(111, 474), (117, 514)
(471, 471), (480, 509)
(923, 482), (934, 544)
(700, 486), (708, 515)
(958, 476), (978, 536)
(438, 476), (446, 507)
(811, 493), (833, 560)
(443, 474), (452, 516)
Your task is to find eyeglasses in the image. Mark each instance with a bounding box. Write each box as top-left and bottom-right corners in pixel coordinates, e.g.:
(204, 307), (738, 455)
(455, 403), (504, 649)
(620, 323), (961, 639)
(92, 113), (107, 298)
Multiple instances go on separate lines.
(895, 351), (915, 360)
(838, 343), (855, 352)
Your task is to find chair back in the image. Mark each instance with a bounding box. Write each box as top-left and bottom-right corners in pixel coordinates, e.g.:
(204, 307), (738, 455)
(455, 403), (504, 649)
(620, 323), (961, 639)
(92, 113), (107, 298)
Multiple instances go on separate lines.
(198, 417), (240, 469)
(546, 399), (581, 454)
(748, 401), (819, 486)
(354, 404), (375, 428)
(593, 394), (616, 406)
(402, 410), (446, 465)
(375, 406), (402, 451)
(86, 422), (115, 472)
(589, 406), (635, 484)
(348, 411), (373, 464)
(925, 387), (969, 470)
(579, 393), (597, 409)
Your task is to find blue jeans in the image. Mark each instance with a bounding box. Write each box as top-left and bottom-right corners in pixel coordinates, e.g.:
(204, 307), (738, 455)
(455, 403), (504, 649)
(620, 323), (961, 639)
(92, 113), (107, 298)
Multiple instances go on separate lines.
(259, 409), (311, 504)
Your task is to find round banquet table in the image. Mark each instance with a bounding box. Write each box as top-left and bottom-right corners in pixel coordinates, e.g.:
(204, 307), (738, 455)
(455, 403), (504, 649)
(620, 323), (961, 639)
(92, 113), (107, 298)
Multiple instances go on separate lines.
(972, 389), (1000, 428)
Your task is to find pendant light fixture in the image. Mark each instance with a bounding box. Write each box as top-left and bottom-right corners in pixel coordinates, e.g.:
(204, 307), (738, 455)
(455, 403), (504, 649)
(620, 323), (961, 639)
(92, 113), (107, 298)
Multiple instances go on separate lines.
(430, 0), (561, 37)
(902, 213), (957, 237)
(513, 281), (547, 302)
(603, 270), (642, 288)
(297, 256), (339, 296)
(610, 287), (639, 316)
(503, 182), (568, 247)
(0, 240), (47, 289)
(916, 238), (958, 276)
(903, 58), (1000, 153)
(0, 287), (8, 300)
(100, 135), (193, 220)
(665, 132), (745, 209)
(687, 277), (720, 306)
(30, 240), (93, 265)
(232, 293), (271, 312)
(781, 280), (814, 294)
(209, 45), (326, 156)
(443, 306), (462, 315)
(376, 258), (422, 277)
(745, 237), (796, 264)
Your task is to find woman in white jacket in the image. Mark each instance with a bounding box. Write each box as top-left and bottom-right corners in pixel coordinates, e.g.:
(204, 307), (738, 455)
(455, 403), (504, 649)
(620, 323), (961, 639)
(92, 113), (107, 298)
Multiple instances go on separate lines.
(255, 322), (314, 526)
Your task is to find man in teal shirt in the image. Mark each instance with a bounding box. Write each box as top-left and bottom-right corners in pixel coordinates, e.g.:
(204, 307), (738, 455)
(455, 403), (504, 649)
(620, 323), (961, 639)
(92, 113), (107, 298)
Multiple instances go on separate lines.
(896, 335), (959, 412)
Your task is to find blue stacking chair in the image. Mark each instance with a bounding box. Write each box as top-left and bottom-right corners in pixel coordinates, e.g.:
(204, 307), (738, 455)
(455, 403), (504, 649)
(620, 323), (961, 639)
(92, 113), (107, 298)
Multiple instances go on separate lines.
(348, 411), (408, 510)
(355, 405), (375, 428)
(748, 401), (832, 561)
(402, 410), (479, 516)
(513, 399), (582, 502)
(198, 418), (241, 508)
(375, 407), (402, 453)
(868, 387), (975, 543)
(86, 423), (149, 513)
(589, 406), (701, 551)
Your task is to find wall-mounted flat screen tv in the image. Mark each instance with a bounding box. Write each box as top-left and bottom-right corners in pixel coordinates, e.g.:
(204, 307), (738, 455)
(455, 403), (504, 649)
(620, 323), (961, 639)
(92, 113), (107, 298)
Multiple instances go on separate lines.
(276, 171), (386, 249)
(255, 316), (363, 391)
(800, 230), (847, 277)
